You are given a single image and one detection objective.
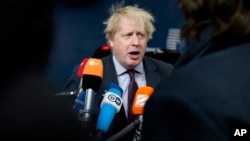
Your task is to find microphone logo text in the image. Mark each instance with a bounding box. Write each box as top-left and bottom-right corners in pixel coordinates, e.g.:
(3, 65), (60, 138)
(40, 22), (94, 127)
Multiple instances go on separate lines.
(88, 60), (99, 66)
(108, 94), (122, 106)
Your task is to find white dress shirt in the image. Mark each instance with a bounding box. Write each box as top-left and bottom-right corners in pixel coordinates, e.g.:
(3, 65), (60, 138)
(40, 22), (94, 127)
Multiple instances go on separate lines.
(112, 55), (146, 118)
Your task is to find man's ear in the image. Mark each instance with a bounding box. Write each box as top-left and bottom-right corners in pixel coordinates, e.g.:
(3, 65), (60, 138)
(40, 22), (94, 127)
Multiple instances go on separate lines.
(109, 39), (114, 48)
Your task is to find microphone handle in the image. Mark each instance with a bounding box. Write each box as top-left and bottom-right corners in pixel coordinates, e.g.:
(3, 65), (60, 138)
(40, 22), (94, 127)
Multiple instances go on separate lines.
(138, 115), (143, 131)
(105, 119), (139, 141)
(78, 78), (83, 94)
(82, 88), (95, 122)
(133, 115), (143, 141)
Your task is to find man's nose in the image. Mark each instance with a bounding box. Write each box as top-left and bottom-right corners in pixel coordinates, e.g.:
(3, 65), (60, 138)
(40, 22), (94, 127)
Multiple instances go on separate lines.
(131, 35), (140, 45)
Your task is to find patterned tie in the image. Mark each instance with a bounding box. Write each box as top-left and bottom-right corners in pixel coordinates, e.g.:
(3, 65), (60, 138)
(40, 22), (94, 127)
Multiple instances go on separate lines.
(127, 69), (138, 122)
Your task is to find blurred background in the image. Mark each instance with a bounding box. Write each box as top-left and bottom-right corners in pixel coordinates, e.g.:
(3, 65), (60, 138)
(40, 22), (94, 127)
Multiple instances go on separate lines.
(0, 0), (184, 92)
(0, 2), (184, 135)
(43, 0), (185, 92)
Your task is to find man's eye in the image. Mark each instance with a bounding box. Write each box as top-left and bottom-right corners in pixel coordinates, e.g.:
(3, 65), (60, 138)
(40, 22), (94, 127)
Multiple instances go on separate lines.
(138, 33), (145, 38)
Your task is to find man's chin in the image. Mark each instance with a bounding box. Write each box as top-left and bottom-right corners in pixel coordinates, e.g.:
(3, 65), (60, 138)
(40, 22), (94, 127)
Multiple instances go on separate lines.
(126, 60), (141, 68)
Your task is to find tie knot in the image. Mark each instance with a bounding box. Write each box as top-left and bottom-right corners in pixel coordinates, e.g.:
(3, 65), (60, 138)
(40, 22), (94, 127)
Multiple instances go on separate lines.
(127, 69), (136, 79)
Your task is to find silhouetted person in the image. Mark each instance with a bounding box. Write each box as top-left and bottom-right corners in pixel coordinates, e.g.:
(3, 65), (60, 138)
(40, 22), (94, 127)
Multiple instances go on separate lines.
(0, 1), (85, 140)
(142, 0), (250, 141)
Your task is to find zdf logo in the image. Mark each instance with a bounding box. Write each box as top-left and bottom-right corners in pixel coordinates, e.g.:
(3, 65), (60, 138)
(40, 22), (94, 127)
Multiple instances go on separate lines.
(88, 60), (99, 66)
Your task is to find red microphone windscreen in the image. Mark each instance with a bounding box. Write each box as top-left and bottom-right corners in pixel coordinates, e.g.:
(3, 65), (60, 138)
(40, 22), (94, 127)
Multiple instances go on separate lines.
(77, 58), (89, 78)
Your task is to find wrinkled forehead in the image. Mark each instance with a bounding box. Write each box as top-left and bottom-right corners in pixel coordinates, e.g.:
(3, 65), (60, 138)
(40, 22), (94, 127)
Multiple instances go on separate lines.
(117, 15), (145, 32)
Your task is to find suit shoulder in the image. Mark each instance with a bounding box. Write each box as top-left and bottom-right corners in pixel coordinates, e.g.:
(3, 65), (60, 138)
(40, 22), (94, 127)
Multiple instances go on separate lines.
(144, 56), (173, 68)
(101, 55), (112, 63)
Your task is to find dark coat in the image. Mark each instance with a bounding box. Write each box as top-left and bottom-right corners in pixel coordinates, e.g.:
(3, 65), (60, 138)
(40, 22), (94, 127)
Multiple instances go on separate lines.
(142, 28), (250, 141)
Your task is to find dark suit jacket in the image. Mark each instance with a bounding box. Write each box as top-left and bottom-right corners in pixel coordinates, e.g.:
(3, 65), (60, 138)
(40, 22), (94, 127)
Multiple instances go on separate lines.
(66, 55), (173, 141)
(142, 28), (250, 141)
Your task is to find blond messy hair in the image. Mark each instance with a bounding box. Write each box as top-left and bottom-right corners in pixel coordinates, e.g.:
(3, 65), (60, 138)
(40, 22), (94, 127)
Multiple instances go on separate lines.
(103, 1), (155, 41)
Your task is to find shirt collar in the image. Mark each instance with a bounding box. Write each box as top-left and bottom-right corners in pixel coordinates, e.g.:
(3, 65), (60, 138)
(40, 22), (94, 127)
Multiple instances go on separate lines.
(112, 55), (143, 76)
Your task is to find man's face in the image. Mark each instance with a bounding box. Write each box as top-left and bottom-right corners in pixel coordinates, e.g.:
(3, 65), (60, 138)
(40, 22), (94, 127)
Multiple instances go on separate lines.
(109, 16), (148, 69)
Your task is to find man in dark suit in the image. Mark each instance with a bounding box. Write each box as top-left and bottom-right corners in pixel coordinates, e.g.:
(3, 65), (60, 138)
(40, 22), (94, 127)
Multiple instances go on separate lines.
(142, 0), (250, 141)
(66, 2), (173, 141)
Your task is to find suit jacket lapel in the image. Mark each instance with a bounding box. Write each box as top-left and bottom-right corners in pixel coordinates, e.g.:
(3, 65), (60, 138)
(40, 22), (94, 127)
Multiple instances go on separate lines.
(101, 55), (129, 124)
(94, 55), (119, 114)
(102, 55), (119, 89)
(143, 57), (161, 88)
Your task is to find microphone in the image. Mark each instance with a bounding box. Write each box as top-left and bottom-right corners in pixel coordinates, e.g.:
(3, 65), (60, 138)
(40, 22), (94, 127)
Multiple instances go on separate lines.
(132, 86), (154, 141)
(72, 58), (89, 117)
(77, 58), (89, 93)
(96, 83), (123, 137)
(132, 86), (154, 116)
(81, 58), (103, 122)
(105, 86), (154, 141)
